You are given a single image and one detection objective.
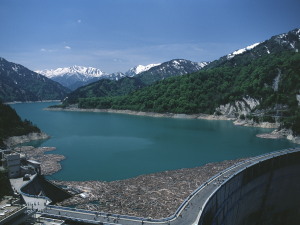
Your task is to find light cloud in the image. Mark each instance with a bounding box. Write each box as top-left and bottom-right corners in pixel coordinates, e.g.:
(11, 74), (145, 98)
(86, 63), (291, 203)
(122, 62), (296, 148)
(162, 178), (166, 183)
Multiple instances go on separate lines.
(77, 19), (82, 23)
(40, 48), (56, 53)
(64, 46), (71, 50)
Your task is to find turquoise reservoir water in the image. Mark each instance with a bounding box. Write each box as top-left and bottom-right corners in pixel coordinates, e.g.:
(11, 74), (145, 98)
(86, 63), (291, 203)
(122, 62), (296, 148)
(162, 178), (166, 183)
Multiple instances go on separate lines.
(11, 102), (298, 181)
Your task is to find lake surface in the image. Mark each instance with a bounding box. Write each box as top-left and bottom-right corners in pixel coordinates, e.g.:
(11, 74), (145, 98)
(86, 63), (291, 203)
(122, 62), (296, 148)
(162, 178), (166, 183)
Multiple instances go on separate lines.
(11, 102), (298, 181)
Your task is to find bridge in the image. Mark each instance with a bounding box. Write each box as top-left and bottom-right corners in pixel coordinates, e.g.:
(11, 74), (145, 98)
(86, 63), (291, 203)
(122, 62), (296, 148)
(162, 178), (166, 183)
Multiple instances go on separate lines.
(37, 148), (300, 225)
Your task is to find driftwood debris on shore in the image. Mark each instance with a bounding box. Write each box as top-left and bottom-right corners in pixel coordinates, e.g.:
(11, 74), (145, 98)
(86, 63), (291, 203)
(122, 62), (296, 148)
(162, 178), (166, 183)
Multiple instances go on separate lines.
(54, 158), (245, 219)
(14, 146), (65, 175)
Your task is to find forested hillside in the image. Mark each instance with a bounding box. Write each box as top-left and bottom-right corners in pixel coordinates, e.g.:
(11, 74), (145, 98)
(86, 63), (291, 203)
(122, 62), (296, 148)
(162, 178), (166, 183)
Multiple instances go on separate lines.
(64, 59), (205, 104)
(57, 28), (300, 135)
(0, 102), (40, 148)
(66, 77), (146, 104)
(0, 57), (69, 102)
(76, 51), (300, 135)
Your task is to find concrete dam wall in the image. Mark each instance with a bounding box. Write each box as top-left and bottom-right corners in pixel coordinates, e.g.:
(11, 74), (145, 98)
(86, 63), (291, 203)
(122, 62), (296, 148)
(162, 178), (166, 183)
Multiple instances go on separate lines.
(198, 150), (300, 225)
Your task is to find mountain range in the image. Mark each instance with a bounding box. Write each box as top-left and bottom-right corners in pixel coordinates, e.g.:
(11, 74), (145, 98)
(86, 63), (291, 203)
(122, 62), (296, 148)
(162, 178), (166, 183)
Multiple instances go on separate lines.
(36, 60), (207, 90)
(64, 59), (208, 104)
(0, 56), (207, 102)
(37, 27), (300, 93)
(36, 66), (111, 90)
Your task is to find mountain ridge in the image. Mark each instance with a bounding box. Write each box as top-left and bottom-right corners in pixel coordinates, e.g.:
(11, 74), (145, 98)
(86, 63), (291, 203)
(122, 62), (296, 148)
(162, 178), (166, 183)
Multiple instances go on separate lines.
(0, 57), (70, 102)
(206, 28), (300, 69)
(136, 59), (208, 85)
(35, 63), (162, 90)
(36, 59), (208, 90)
(125, 63), (162, 77)
(36, 65), (106, 79)
(64, 59), (207, 104)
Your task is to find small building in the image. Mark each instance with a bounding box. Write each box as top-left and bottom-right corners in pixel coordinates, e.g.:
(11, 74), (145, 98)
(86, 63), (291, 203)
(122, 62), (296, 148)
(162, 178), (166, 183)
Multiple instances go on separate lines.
(2, 153), (21, 178)
(1, 151), (41, 178)
(0, 150), (11, 167)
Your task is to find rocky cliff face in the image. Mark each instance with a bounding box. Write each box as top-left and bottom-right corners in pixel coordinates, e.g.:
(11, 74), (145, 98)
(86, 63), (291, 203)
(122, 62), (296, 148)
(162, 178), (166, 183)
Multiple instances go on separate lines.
(4, 132), (50, 147)
(215, 97), (300, 143)
(215, 97), (260, 118)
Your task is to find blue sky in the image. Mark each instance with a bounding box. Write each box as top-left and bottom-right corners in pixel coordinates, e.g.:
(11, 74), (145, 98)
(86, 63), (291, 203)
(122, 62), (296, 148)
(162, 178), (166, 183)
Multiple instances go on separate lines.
(0, 0), (299, 73)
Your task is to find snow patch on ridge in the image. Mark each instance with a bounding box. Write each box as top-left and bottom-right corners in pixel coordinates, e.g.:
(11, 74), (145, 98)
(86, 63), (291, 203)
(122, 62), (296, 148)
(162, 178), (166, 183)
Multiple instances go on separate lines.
(264, 46), (270, 54)
(12, 65), (19, 72)
(198, 62), (209, 68)
(272, 70), (281, 91)
(135, 63), (161, 74)
(227, 43), (261, 59)
(126, 63), (161, 76)
(297, 95), (300, 106)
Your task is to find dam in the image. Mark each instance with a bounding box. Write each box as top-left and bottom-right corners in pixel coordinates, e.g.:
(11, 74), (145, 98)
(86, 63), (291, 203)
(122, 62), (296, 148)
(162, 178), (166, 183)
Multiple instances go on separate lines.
(36, 148), (300, 225)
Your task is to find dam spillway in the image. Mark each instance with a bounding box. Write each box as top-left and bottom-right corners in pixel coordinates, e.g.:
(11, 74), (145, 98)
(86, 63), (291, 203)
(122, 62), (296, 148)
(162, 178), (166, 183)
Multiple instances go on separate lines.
(40, 148), (300, 225)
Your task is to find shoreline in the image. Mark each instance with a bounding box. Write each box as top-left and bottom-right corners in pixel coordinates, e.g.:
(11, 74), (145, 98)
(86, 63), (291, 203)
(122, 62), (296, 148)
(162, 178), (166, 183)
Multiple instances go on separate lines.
(47, 107), (300, 142)
(47, 106), (300, 144)
(46, 107), (236, 120)
(6, 100), (61, 105)
(4, 132), (50, 147)
(4, 132), (65, 175)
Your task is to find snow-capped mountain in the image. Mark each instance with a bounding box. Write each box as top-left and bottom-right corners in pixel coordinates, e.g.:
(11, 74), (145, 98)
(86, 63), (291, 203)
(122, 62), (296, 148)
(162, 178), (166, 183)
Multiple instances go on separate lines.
(64, 59), (209, 104)
(226, 28), (300, 60)
(36, 65), (106, 79)
(124, 61), (208, 77)
(125, 63), (161, 77)
(36, 59), (209, 90)
(36, 66), (109, 90)
(136, 59), (209, 85)
(207, 28), (300, 69)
